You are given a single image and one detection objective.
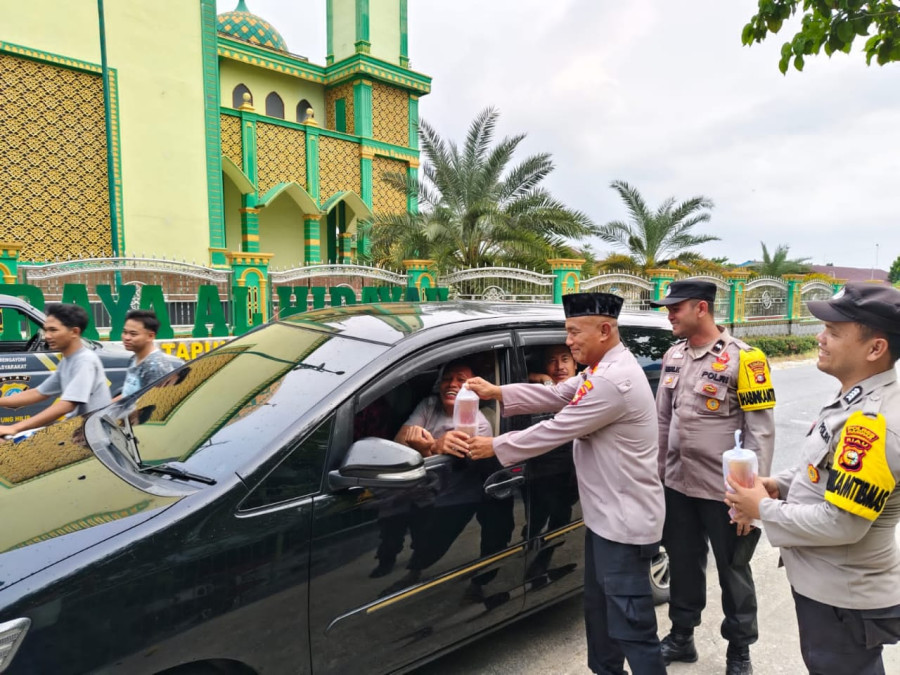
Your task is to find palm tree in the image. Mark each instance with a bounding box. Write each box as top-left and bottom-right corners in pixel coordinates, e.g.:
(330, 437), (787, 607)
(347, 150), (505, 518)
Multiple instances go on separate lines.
(597, 181), (719, 268)
(753, 243), (812, 276)
(370, 107), (596, 270)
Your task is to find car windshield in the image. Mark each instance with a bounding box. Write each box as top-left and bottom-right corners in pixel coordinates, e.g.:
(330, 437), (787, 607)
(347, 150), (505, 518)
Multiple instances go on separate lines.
(95, 321), (387, 486)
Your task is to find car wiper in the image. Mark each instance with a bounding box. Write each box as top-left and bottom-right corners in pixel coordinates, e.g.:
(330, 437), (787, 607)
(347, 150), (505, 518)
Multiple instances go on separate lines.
(139, 462), (216, 485)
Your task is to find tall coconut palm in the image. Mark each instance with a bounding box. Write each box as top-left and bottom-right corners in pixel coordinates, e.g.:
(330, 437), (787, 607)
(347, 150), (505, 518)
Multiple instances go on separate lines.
(597, 181), (719, 268)
(370, 107), (596, 270)
(753, 243), (812, 276)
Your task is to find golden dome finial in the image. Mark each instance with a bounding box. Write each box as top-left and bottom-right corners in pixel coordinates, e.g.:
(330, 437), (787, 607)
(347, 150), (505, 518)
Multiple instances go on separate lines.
(239, 91), (255, 111)
(304, 107), (318, 126)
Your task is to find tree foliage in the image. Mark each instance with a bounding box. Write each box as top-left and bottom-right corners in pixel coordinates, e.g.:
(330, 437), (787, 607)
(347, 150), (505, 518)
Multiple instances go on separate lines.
(743, 1), (900, 73)
(597, 181), (719, 268)
(370, 107), (596, 271)
(753, 242), (812, 276)
(889, 254), (900, 283)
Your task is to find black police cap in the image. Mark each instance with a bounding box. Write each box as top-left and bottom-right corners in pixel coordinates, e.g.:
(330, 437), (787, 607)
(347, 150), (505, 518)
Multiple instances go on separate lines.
(649, 279), (717, 307)
(562, 292), (624, 319)
(808, 282), (900, 334)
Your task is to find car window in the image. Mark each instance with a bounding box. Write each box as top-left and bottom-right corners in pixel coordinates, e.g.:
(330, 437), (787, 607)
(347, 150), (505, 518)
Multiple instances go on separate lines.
(239, 415), (332, 510)
(354, 349), (501, 445)
(117, 322), (387, 483)
(0, 307), (41, 348)
(618, 325), (676, 395)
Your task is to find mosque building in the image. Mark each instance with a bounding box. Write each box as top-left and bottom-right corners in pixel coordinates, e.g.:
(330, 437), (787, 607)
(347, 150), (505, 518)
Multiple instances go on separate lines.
(0, 1), (430, 298)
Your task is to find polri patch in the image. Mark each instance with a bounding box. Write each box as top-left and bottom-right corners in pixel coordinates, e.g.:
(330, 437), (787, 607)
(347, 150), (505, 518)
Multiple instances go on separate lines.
(808, 465), (820, 483)
(706, 398), (720, 411)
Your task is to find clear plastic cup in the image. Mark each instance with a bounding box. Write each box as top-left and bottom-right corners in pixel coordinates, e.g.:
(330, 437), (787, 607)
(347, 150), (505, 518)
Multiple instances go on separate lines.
(723, 430), (757, 519)
(453, 386), (480, 438)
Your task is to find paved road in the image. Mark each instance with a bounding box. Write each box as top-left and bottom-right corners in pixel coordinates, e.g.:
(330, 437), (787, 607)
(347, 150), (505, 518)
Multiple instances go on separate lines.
(414, 360), (900, 674)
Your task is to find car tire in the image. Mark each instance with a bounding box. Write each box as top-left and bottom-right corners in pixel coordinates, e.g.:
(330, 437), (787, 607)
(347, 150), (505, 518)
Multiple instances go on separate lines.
(650, 548), (670, 605)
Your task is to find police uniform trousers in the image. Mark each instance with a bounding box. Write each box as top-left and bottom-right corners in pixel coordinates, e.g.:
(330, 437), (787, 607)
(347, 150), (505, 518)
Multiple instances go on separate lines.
(662, 487), (760, 645)
(793, 589), (900, 675)
(584, 528), (666, 675)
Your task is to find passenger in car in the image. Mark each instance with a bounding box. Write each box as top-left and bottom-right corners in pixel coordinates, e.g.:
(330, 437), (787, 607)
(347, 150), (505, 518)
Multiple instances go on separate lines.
(394, 359), (492, 457)
(376, 360), (514, 602)
(528, 344), (578, 385)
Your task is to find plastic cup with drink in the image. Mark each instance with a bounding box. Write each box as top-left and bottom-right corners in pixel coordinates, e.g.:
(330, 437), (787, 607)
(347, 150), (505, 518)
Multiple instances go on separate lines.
(452, 384), (480, 440)
(723, 430), (758, 522)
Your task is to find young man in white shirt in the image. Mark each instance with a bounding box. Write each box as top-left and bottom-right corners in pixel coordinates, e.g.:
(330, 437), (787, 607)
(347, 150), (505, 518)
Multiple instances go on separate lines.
(0, 303), (111, 435)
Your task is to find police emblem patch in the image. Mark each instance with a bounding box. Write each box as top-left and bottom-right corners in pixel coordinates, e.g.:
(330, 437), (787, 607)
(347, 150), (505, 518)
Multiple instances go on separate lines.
(837, 422), (879, 472)
(712, 361), (727, 372)
(808, 465), (820, 483)
(706, 398), (720, 411)
(746, 360), (768, 384)
(702, 383), (718, 395)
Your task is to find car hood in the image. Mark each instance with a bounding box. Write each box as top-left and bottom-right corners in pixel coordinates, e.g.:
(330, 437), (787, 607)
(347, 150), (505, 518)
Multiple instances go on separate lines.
(0, 417), (179, 586)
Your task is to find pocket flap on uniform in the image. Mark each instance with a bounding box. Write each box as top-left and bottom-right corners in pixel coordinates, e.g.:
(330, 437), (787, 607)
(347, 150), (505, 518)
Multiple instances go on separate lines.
(693, 378), (727, 401)
(604, 572), (652, 597)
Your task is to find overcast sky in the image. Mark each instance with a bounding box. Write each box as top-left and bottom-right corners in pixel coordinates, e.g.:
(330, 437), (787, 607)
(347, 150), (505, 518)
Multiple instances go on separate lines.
(218, 0), (900, 270)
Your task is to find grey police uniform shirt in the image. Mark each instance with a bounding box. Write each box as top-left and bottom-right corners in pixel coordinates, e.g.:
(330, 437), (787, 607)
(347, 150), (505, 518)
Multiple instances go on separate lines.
(492, 342), (665, 546)
(656, 327), (775, 500)
(36, 345), (112, 416)
(760, 368), (900, 610)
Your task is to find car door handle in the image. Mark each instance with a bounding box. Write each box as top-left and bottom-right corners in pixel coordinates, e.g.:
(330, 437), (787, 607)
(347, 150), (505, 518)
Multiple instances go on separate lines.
(484, 475), (524, 500)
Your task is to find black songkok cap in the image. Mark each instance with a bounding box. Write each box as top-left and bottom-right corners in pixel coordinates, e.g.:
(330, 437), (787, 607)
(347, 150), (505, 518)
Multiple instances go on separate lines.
(649, 279), (717, 307)
(808, 282), (900, 334)
(562, 292), (624, 319)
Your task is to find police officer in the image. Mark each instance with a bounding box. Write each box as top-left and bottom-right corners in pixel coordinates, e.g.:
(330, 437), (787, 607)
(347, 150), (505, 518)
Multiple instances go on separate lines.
(727, 282), (900, 675)
(465, 292), (666, 675)
(652, 280), (775, 675)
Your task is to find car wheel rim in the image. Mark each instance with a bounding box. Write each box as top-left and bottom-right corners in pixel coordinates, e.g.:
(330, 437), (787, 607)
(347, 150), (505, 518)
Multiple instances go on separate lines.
(650, 551), (670, 589)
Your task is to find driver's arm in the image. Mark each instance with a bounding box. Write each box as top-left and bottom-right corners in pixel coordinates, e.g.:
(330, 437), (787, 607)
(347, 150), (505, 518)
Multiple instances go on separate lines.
(0, 399), (76, 435)
(0, 387), (48, 410)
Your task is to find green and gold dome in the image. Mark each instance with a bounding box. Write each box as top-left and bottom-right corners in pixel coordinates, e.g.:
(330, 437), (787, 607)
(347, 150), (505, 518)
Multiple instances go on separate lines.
(217, 0), (288, 53)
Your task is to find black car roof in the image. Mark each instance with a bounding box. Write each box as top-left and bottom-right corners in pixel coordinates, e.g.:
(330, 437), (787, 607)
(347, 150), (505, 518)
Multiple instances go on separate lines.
(278, 301), (671, 345)
(0, 294), (46, 322)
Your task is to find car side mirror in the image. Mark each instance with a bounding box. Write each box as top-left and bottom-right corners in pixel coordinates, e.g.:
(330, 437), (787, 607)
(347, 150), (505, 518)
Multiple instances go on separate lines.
(328, 437), (426, 490)
(483, 464), (525, 500)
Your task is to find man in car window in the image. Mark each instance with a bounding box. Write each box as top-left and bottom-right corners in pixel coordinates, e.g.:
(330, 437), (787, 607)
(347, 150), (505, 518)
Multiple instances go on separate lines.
(394, 359), (492, 456)
(466, 292), (666, 675)
(652, 280), (775, 675)
(384, 360), (501, 591)
(0, 303), (111, 437)
(119, 309), (183, 398)
(528, 344), (578, 385)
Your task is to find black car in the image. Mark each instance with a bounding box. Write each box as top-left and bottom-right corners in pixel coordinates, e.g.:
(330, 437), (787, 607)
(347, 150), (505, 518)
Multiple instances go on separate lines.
(0, 302), (674, 675)
(0, 294), (131, 422)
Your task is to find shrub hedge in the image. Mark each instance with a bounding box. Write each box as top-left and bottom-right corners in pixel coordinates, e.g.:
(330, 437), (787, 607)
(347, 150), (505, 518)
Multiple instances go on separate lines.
(743, 335), (818, 358)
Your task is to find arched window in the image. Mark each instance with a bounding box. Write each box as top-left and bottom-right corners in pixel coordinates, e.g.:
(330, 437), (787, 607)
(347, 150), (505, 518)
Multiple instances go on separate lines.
(296, 99), (312, 123)
(265, 92), (285, 119)
(232, 84), (252, 109)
